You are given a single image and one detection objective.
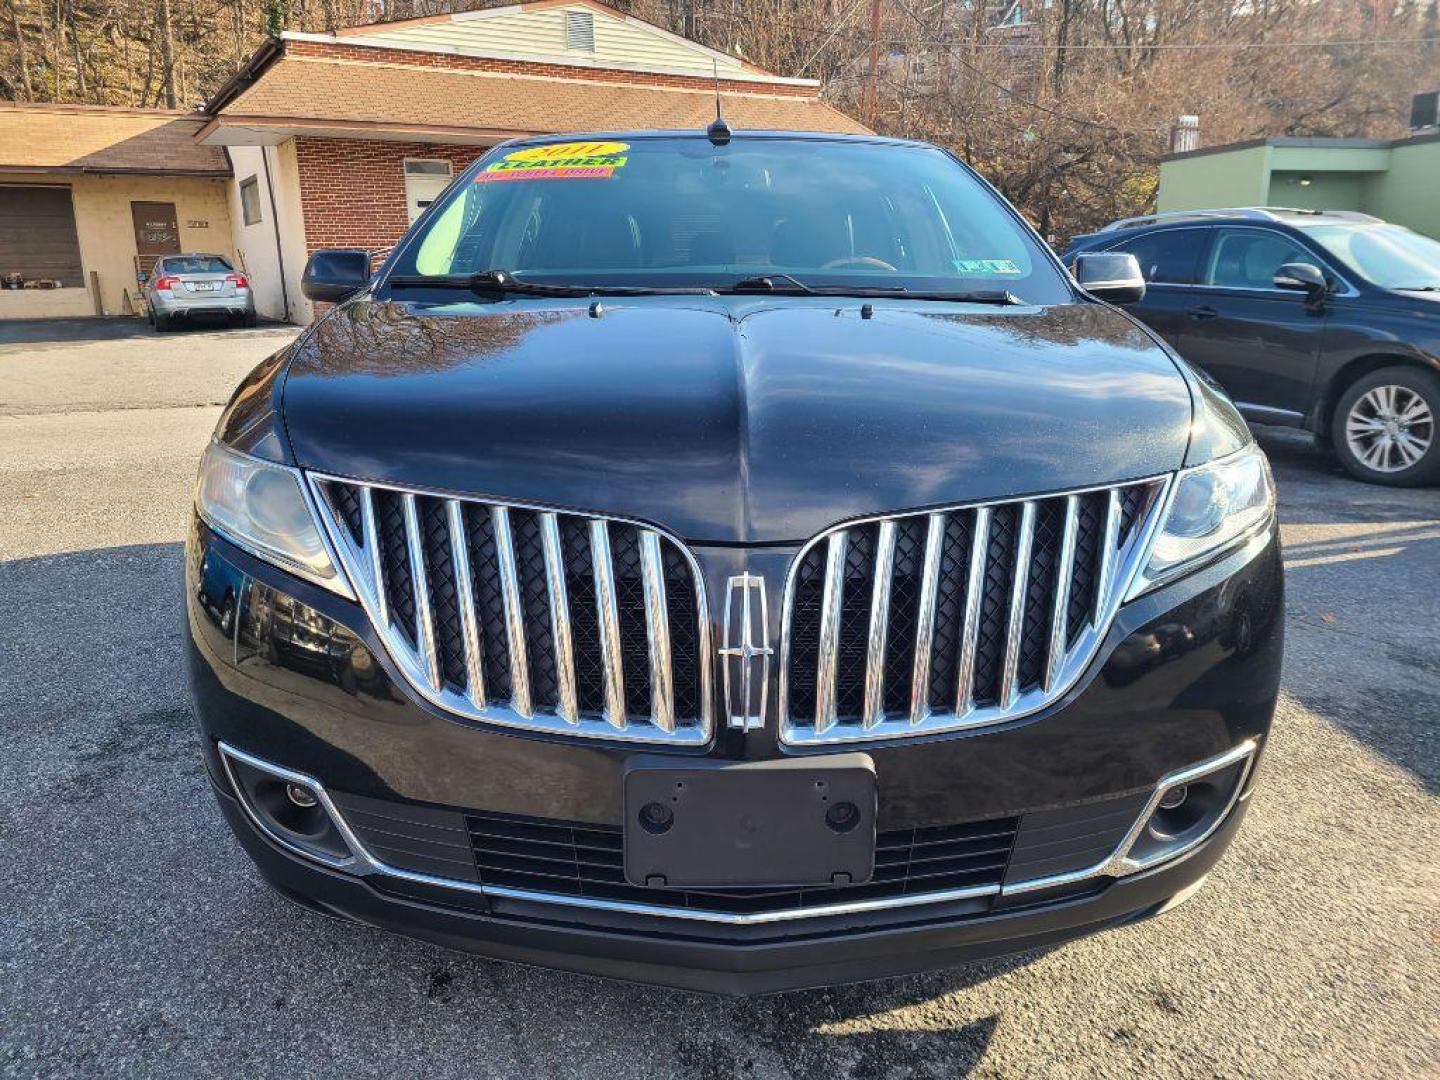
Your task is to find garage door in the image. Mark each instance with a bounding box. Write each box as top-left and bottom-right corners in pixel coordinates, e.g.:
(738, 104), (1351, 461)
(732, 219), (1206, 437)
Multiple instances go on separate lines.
(0, 185), (84, 287)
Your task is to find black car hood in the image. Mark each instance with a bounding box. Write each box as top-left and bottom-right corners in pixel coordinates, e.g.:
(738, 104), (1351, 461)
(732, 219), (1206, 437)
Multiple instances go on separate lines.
(282, 296), (1193, 544)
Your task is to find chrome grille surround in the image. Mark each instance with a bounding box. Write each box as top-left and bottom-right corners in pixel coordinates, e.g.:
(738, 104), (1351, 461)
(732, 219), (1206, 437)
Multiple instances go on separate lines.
(308, 474), (713, 744)
(779, 476), (1171, 745)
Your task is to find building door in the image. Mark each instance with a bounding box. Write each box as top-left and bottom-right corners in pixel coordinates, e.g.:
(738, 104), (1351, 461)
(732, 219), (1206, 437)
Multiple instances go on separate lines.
(131, 201), (181, 276)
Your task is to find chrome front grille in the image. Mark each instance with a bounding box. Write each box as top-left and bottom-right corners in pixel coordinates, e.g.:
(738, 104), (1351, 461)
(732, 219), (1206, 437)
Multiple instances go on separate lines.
(779, 478), (1169, 744)
(311, 476), (712, 744)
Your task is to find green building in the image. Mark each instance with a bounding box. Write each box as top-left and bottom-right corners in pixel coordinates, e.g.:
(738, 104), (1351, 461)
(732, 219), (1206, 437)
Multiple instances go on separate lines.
(1157, 132), (1440, 240)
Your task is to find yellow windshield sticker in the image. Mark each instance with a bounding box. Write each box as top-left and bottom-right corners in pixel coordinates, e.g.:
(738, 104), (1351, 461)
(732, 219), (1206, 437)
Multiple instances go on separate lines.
(477, 141), (630, 183)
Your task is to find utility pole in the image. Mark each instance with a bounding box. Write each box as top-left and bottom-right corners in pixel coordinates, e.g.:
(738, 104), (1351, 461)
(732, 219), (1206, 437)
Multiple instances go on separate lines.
(865, 0), (882, 128)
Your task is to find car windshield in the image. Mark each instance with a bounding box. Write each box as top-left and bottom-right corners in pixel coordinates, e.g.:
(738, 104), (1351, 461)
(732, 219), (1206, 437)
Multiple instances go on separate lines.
(1299, 223), (1440, 290)
(387, 135), (1070, 303)
(161, 256), (232, 274)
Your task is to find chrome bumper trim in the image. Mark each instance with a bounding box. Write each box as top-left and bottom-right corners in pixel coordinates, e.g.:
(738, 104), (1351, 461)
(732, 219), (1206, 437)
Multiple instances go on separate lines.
(218, 740), (1257, 926)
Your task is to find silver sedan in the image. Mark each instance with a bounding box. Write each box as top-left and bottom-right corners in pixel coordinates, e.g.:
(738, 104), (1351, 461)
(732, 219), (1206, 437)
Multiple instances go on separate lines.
(142, 254), (257, 331)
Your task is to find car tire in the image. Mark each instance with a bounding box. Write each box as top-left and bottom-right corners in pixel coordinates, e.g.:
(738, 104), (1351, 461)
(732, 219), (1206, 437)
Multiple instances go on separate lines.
(242, 312), (258, 328)
(1331, 366), (1440, 486)
(153, 313), (173, 333)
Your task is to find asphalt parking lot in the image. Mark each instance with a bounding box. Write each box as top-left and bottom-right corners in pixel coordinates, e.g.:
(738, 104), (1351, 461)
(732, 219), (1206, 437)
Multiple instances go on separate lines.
(1, 318), (1437, 1078)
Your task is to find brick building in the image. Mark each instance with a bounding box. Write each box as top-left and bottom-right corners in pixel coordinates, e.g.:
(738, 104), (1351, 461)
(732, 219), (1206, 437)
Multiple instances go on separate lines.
(199, 0), (868, 324)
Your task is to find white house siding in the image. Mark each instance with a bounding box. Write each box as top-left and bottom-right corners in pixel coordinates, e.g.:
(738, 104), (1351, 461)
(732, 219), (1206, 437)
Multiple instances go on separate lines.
(349, 3), (743, 73)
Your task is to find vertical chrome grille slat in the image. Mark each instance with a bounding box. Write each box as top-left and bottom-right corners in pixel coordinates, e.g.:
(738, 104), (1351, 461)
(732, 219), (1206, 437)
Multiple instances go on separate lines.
(908, 513), (946, 725)
(589, 520), (627, 730)
(1045, 495), (1080, 692)
(862, 520), (897, 729)
(639, 530), (675, 733)
(954, 506), (990, 718)
(446, 499), (486, 708)
(359, 487), (388, 627)
(998, 500), (1035, 710)
(539, 512), (579, 725)
(491, 506), (533, 719)
(401, 493), (441, 693)
(1095, 487), (1122, 629)
(814, 530), (849, 735)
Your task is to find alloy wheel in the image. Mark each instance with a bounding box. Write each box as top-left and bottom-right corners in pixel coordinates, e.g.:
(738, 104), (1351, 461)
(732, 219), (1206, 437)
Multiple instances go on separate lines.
(1344, 384), (1434, 474)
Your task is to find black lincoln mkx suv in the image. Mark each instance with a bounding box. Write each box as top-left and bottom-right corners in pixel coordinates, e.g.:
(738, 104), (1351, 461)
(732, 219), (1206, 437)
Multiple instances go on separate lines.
(187, 130), (1282, 994)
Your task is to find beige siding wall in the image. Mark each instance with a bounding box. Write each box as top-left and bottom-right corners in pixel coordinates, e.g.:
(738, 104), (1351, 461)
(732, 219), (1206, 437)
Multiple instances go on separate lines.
(358, 3), (739, 72)
(225, 142), (311, 322)
(0, 171), (234, 318)
(272, 140), (314, 325)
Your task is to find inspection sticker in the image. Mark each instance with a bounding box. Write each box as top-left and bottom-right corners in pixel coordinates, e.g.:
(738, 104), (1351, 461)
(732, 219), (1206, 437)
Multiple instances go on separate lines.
(476, 141), (630, 182)
(953, 258), (1024, 275)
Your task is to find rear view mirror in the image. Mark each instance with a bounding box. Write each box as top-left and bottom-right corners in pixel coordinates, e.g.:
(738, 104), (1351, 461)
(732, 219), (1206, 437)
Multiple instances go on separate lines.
(1273, 262), (1328, 300)
(301, 248), (371, 303)
(1070, 252), (1146, 304)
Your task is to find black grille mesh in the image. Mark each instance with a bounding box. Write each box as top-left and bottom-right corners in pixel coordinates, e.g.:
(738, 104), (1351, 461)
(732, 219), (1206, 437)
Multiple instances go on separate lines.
(927, 511), (975, 709)
(375, 490), (416, 646)
(611, 526), (653, 720)
(463, 504), (513, 703)
(466, 810), (1019, 914)
(835, 526), (877, 720)
(332, 483), (364, 546)
(561, 517), (606, 716)
(663, 540), (703, 723)
(972, 503), (1019, 707)
(420, 497), (466, 689)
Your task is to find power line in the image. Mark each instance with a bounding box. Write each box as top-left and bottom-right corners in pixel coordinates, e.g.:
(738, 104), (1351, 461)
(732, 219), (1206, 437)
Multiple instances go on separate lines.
(690, 9), (1437, 52)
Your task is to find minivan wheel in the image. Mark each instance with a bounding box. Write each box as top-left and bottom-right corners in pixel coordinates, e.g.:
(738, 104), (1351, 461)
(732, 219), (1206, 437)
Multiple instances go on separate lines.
(1332, 366), (1440, 486)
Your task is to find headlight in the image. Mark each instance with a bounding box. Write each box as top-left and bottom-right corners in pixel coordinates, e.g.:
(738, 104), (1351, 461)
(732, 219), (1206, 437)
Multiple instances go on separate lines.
(1129, 444), (1275, 597)
(195, 440), (353, 598)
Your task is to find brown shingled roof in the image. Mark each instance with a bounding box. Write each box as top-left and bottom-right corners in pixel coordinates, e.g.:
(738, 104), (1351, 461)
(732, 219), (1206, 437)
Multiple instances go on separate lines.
(0, 103), (230, 176)
(215, 57), (869, 137)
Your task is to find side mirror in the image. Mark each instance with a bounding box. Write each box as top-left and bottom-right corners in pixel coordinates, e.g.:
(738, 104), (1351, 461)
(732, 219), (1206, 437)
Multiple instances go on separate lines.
(301, 248), (371, 303)
(1273, 262), (1328, 300)
(1070, 252), (1146, 304)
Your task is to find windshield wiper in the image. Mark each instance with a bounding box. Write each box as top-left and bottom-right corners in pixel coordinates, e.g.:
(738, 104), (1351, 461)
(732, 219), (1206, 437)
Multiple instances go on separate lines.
(723, 273), (817, 294)
(712, 278), (1022, 305)
(387, 271), (713, 297)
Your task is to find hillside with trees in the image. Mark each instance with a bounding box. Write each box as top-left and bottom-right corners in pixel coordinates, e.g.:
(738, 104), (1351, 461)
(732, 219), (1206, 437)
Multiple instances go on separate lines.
(3, 0), (1436, 238)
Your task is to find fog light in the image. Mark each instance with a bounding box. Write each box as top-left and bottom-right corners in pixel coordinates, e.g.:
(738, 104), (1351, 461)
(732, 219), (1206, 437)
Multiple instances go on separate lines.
(1158, 783), (1188, 810)
(219, 743), (359, 868)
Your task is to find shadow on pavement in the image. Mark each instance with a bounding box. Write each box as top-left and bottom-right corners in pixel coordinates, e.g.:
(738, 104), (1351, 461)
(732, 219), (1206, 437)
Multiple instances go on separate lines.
(1252, 425), (1440, 795)
(0, 316), (287, 347)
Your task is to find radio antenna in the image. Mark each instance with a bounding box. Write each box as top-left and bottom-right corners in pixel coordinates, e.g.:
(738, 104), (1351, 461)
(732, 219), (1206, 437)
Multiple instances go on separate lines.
(706, 59), (732, 146)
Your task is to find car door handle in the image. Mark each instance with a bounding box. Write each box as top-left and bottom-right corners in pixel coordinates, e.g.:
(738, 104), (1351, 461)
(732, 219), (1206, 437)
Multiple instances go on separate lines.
(1186, 305), (1219, 321)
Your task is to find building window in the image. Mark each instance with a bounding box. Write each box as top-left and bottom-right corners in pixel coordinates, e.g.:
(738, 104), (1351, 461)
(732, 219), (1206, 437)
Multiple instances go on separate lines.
(239, 176), (262, 226)
(403, 158), (454, 224)
(565, 10), (595, 52)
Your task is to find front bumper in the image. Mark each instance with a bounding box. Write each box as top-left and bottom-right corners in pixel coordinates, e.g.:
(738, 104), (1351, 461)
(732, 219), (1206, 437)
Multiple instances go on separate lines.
(214, 770), (1251, 994)
(187, 516), (1282, 992)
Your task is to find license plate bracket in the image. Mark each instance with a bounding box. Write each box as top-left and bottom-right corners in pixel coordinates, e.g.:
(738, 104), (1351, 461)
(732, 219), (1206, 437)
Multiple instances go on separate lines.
(623, 754), (876, 888)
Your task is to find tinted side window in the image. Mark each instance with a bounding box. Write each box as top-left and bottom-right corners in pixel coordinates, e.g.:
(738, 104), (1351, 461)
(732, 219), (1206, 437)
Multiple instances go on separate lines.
(1203, 230), (1312, 290)
(1113, 228), (1208, 284)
